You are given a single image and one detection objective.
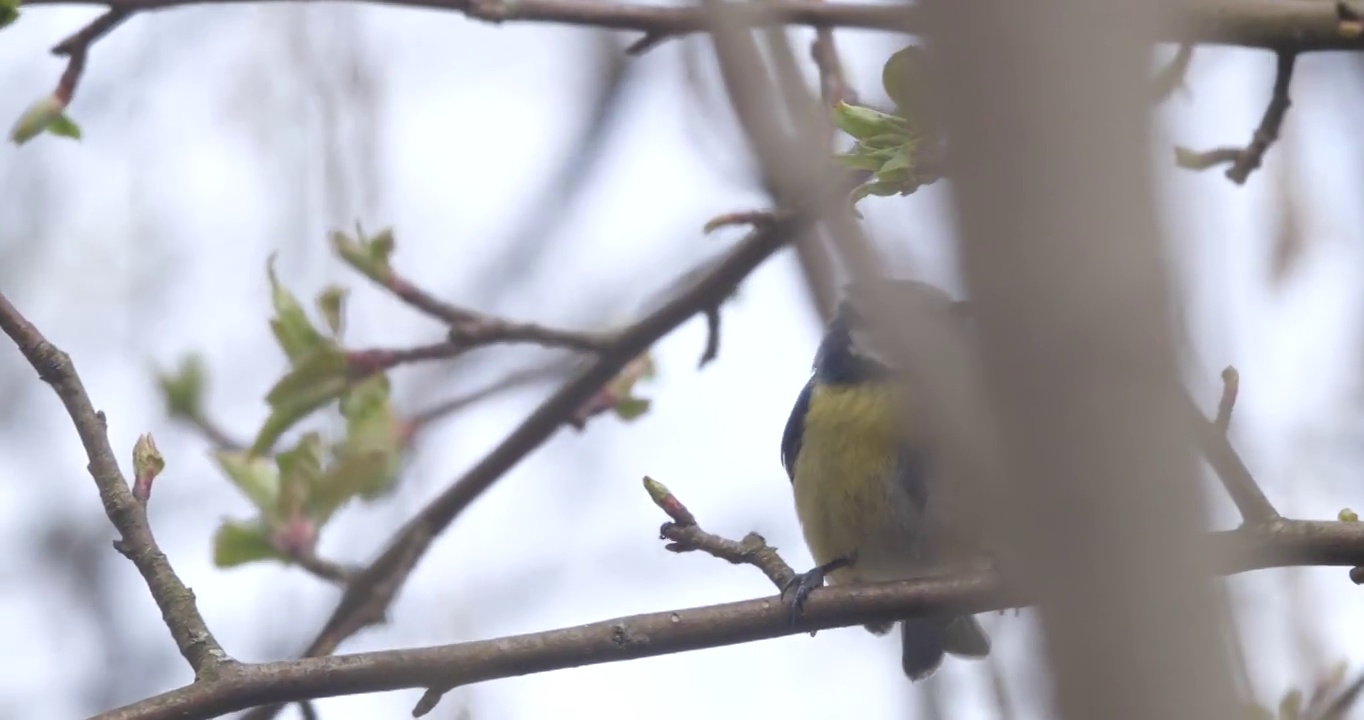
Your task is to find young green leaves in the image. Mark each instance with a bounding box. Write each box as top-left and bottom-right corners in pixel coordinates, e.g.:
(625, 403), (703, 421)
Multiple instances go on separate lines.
(210, 252), (403, 570)
(834, 45), (944, 203)
(9, 93), (82, 146)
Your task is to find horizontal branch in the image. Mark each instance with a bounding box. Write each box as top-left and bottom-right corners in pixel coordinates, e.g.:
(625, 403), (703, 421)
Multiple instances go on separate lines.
(92, 518), (1364, 720)
(22, 0), (1364, 52)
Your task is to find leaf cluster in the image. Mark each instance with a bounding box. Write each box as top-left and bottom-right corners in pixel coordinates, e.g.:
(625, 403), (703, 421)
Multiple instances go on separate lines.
(834, 45), (945, 202)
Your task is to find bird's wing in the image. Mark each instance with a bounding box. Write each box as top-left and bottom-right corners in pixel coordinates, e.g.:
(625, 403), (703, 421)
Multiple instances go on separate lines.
(780, 376), (815, 482)
(896, 443), (930, 513)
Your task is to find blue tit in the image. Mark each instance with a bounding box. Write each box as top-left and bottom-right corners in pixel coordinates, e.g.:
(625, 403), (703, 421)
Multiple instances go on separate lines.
(779, 280), (991, 681)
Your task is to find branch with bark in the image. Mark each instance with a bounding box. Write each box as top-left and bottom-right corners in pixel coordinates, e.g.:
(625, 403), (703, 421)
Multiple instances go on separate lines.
(11, 0), (1364, 117)
(82, 484), (1364, 720)
(0, 292), (232, 680)
(1175, 51), (1297, 184)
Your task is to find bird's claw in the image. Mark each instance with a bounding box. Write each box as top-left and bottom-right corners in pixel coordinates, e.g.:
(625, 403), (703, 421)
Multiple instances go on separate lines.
(781, 556), (853, 627)
(781, 568), (827, 623)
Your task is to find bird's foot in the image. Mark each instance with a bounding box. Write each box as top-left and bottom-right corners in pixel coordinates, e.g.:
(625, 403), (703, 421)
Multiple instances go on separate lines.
(781, 556), (853, 629)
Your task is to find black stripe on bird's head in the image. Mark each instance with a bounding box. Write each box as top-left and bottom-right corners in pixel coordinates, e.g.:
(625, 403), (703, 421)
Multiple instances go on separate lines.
(812, 279), (974, 386)
(811, 300), (894, 386)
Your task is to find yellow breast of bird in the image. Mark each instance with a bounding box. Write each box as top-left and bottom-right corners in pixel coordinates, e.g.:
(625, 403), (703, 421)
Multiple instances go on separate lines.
(791, 383), (925, 585)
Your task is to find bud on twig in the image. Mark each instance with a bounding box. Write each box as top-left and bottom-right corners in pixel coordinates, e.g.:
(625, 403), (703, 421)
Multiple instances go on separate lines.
(132, 433), (165, 504)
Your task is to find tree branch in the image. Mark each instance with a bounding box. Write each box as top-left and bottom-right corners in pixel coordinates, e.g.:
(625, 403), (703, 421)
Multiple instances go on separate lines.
(89, 517), (1364, 720)
(336, 242), (613, 353)
(19, 0), (1355, 120)
(402, 361), (569, 442)
(645, 475), (794, 588)
(237, 214), (805, 720)
(1194, 366), (1281, 525)
(22, 0), (1364, 59)
(0, 291), (233, 679)
(1175, 51), (1296, 184)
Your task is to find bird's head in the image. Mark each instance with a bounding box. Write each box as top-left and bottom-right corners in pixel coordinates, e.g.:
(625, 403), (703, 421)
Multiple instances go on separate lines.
(811, 279), (969, 386)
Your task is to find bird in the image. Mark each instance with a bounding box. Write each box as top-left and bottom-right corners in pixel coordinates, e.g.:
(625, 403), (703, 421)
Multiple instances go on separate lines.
(779, 279), (991, 681)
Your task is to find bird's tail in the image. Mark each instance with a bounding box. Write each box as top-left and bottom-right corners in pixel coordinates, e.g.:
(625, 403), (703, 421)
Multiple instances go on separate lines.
(900, 615), (991, 680)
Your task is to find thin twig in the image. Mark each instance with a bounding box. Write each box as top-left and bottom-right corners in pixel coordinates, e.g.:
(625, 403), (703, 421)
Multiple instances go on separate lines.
(1152, 43), (1195, 103)
(1216, 365), (1240, 432)
(447, 317), (612, 353)
(1174, 51), (1296, 184)
(338, 241), (612, 353)
(811, 30), (856, 106)
(178, 410), (247, 452)
(404, 361), (569, 436)
(0, 291), (233, 679)
(47, 9), (131, 105)
(238, 214), (805, 720)
(344, 329), (604, 379)
(290, 548), (359, 585)
(89, 518), (1364, 720)
(643, 476), (794, 587)
(1193, 367), (1279, 525)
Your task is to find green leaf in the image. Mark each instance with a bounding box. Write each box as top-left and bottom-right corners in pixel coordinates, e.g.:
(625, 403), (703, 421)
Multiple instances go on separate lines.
(212, 519), (288, 568)
(859, 132), (915, 151)
(213, 450), (280, 515)
(614, 396), (651, 421)
(839, 151), (888, 173)
(851, 180), (909, 203)
(252, 347), (350, 456)
(266, 255), (328, 364)
(330, 227), (396, 281)
(331, 374), (402, 501)
(156, 353), (207, 418)
(882, 45), (941, 141)
(10, 94), (66, 146)
(316, 285), (348, 339)
(0, 0), (19, 30)
(831, 101), (910, 142)
(47, 113), (80, 141)
(878, 149), (912, 175)
(276, 432), (325, 520)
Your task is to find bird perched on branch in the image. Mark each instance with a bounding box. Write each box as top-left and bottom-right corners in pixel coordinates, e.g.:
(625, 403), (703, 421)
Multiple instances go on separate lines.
(779, 279), (991, 680)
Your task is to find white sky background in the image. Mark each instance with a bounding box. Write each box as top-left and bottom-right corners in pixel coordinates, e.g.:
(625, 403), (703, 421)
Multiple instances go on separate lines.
(1, 5), (1363, 720)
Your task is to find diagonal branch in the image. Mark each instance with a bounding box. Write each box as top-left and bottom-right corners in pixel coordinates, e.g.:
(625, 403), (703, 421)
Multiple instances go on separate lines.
(1194, 366), (1280, 525)
(337, 242), (614, 353)
(238, 214), (806, 720)
(0, 291), (233, 679)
